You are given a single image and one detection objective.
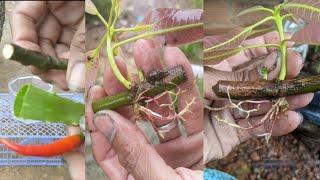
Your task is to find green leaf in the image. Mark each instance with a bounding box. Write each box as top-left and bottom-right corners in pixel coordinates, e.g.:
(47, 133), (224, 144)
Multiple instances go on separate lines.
(14, 84), (85, 125)
(85, 0), (98, 15)
(282, 0), (320, 23)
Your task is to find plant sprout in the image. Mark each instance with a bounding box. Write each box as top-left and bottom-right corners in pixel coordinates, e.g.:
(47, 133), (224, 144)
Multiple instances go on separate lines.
(86, 0), (203, 143)
(204, 0), (320, 141)
(204, 0), (320, 81)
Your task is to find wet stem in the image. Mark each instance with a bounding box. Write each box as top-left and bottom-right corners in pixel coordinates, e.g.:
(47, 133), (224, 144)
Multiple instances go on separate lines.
(274, 5), (287, 81)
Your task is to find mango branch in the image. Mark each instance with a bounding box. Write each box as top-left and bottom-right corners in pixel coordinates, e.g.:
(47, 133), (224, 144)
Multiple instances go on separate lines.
(213, 75), (320, 100)
(3, 43), (67, 71)
(92, 65), (187, 113)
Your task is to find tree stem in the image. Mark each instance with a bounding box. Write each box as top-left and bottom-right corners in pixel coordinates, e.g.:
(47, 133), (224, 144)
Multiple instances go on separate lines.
(3, 43), (67, 71)
(213, 75), (320, 100)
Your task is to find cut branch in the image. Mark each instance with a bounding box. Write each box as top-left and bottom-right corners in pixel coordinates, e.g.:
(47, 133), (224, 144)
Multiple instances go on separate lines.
(92, 65), (187, 113)
(213, 75), (320, 100)
(3, 43), (67, 71)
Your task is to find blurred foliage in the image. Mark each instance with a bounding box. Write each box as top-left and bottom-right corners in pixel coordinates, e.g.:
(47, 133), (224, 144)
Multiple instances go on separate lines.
(192, 0), (203, 9)
(179, 42), (202, 64)
(196, 76), (204, 99)
(86, 0), (111, 25)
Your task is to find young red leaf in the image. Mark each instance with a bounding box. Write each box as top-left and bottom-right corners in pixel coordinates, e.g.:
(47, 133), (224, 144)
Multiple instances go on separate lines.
(283, 0), (320, 23)
(292, 22), (320, 45)
(143, 8), (203, 46)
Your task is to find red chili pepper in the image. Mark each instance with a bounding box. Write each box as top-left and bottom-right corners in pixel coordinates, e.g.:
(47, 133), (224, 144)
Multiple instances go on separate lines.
(0, 134), (84, 157)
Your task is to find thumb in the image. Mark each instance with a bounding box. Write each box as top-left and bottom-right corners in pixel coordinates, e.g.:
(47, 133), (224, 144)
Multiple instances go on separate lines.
(67, 18), (86, 92)
(93, 110), (181, 180)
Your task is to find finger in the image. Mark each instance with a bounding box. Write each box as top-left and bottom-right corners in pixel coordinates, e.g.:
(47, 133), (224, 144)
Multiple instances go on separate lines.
(155, 132), (203, 168)
(210, 31), (294, 69)
(204, 108), (225, 162)
(55, 43), (69, 59)
(209, 104), (241, 158)
(11, 1), (47, 51)
(133, 39), (174, 127)
(63, 152), (85, 180)
(58, 27), (75, 46)
(67, 18), (86, 92)
(48, 1), (84, 28)
(39, 70), (68, 90)
(233, 93), (314, 118)
(63, 126), (84, 180)
(94, 110), (183, 180)
(164, 47), (203, 136)
(239, 110), (303, 141)
(38, 13), (61, 55)
(86, 85), (106, 131)
(249, 49), (303, 80)
(36, 14), (67, 89)
(103, 57), (133, 120)
(90, 131), (129, 179)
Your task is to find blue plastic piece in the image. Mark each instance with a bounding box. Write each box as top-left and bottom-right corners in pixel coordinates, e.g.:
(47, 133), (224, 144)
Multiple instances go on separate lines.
(0, 93), (83, 166)
(204, 168), (236, 180)
(298, 91), (320, 126)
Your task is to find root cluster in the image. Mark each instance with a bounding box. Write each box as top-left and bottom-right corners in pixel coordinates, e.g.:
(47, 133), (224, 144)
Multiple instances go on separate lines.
(206, 86), (289, 142)
(133, 84), (196, 138)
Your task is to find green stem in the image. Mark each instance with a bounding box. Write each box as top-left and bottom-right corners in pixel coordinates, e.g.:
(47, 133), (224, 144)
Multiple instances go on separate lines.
(3, 43), (67, 71)
(274, 7), (287, 80)
(92, 33), (108, 60)
(92, 91), (133, 112)
(112, 23), (203, 50)
(114, 24), (153, 33)
(204, 44), (280, 61)
(92, 65), (187, 112)
(106, 37), (131, 89)
(204, 16), (274, 52)
(111, 0), (119, 29)
(107, 0), (115, 32)
(96, 11), (108, 27)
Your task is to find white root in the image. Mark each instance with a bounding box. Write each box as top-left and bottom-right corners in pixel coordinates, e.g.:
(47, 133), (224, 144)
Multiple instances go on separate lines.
(134, 84), (196, 138)
(207, 85), (289, 142)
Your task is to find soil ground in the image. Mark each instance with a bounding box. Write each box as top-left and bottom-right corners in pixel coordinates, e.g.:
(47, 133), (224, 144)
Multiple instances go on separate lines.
(207, 135), (320, 179)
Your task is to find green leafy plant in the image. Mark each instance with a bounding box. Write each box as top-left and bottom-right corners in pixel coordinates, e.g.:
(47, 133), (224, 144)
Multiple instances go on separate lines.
(204, 0), (320, 80)
(204, 0), (320, 141)
(86, 0), (203, 143)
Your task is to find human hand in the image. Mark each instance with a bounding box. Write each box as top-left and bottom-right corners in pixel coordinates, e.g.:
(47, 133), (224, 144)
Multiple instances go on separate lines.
(203, 32), (314, 163)
(86, 39), (204, 179)
(11, 1), (85, 91)
(62, 126), (85, 180)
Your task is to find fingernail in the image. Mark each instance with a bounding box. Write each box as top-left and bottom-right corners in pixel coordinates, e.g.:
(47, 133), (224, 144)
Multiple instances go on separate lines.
(93, 110), (116, 142)
(297, 112), (304, 125)
(68, 62), (85, 92)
